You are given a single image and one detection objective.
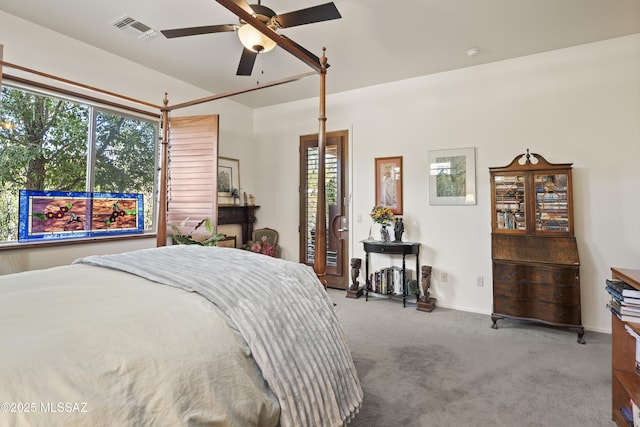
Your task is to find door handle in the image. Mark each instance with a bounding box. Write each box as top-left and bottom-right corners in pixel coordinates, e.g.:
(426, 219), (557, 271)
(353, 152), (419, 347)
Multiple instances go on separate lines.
(338, 228), (348, 232)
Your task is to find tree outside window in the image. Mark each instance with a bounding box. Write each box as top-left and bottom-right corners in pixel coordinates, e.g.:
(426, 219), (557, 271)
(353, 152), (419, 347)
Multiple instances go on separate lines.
(0, 85), (158, 242)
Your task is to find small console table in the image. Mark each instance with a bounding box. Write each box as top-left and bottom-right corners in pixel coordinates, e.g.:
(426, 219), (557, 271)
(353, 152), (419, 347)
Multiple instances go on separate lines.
(362, 240), (420, 307)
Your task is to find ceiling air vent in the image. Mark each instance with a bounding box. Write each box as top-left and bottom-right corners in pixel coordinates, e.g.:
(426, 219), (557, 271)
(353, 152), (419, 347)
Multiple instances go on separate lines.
(112, 16), (159, 39)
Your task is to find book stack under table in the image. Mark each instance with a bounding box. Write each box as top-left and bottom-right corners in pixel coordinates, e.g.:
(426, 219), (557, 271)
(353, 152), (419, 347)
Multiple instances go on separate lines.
(370, 267), (413, 296)
(610, 268), (640, 427)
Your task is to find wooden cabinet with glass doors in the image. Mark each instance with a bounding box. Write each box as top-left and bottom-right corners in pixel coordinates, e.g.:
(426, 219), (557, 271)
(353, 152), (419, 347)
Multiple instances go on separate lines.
(489, 150), (584, 343)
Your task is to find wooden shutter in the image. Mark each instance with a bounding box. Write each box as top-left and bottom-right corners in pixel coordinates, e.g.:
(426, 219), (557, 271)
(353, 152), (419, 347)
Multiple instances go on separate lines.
(166, 114), (219, 240)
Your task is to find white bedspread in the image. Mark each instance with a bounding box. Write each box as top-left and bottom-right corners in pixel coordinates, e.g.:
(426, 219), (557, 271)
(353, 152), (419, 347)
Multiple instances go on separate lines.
(0, 262), (280, 427)
(74, 245), (363, 427)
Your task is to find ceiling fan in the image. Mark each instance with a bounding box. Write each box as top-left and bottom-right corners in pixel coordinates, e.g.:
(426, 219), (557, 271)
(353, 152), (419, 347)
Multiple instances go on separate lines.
(161, 0), (341, 76)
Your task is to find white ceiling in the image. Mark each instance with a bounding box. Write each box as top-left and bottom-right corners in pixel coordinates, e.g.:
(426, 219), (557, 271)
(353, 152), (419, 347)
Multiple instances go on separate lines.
(0, 0), (638, 108)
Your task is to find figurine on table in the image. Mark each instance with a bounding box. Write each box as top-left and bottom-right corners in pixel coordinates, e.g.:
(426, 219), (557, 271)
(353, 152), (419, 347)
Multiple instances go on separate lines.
(393, 218), (404, 242)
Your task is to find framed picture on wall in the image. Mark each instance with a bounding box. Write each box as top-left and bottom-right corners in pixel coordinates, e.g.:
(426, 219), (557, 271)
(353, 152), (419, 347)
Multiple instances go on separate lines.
(428, 147), (476, 205)
(374, 156), (403, 215)
(218, 157), (240, 205)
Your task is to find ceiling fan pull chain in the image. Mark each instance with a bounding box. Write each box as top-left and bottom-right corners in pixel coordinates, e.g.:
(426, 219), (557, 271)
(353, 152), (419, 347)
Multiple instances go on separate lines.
(256, 54), (261, 84)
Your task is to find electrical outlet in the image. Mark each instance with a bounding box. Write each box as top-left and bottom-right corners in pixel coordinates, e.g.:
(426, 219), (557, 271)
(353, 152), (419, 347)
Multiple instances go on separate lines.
(476, 276), (484, 287)
(441, 271), (448, 282)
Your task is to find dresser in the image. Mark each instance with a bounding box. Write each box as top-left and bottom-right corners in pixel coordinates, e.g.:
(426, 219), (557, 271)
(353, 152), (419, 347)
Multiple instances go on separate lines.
(489, 151), (583, 343)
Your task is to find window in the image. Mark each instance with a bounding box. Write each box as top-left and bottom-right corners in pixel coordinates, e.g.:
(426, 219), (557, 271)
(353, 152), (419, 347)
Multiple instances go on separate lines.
(0, 84), (159, 243)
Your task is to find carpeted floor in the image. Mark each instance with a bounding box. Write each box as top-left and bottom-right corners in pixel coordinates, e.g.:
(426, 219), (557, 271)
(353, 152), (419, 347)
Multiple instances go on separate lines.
(329, 289), (614, 427)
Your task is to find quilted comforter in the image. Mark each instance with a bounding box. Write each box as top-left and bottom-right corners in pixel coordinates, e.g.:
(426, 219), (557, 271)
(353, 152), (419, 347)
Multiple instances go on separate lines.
(0, 245), (362, 427)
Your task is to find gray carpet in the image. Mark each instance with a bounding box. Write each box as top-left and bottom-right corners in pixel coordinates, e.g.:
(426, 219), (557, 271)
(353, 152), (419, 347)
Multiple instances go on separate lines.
(329, 289), (613, 427)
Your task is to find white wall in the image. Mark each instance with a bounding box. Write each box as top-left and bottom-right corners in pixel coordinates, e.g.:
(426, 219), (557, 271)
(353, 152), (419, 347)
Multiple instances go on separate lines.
(2, 8), (638, 333)
(0, 11), (256, 269)
(253, 34), (640, 334)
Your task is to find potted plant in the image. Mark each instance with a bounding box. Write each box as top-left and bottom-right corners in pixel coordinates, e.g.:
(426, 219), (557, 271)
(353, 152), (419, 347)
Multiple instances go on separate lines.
(168, 217), (226, 246)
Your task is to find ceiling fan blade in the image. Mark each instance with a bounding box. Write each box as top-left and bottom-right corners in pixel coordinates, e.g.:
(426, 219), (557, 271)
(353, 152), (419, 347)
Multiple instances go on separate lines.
(275, 2), (341, 28)
(161, 24), (236, 39)
(236, 48), (258, 76)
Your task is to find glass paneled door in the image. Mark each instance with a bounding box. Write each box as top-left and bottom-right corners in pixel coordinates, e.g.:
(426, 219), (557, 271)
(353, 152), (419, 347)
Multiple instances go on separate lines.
(299, 130), (349, 289)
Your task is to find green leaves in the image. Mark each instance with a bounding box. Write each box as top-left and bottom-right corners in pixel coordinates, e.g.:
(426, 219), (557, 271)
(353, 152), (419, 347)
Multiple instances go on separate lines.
(168, 217), (226, 246)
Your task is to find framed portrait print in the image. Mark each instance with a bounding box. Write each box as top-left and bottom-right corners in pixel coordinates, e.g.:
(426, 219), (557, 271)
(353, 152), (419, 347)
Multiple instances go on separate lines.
(428, 147), (476, 205)
(218, 157), (240, 205)
(375, 156), (403, 215)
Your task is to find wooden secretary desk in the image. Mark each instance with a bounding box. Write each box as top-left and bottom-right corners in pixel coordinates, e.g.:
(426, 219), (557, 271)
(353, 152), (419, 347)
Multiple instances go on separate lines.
(489, 150), (584, 344)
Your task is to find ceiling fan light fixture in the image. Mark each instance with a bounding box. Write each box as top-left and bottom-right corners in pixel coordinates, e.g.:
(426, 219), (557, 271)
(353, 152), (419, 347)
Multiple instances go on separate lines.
(238, 24), (276, 53)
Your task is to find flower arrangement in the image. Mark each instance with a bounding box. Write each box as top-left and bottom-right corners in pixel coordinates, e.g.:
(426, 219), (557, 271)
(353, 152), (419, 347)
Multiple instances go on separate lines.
(244, 235), (278, 257)
(370, 205), (394, 225)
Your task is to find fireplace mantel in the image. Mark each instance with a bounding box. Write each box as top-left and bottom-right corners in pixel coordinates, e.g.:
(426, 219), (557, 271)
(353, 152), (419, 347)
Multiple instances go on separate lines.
(217, 205), (260, 244)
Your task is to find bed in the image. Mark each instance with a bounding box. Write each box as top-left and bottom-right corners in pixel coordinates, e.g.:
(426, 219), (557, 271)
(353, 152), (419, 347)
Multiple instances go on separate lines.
(0, 245), (362, 426)
(0, 2), (354, 424)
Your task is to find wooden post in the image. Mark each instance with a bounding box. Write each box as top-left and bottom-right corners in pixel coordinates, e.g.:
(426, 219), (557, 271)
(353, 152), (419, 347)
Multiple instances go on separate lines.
(313, 49), (328, 288)
(156, 94), (170, 247)
(0, 45), (3, 93)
